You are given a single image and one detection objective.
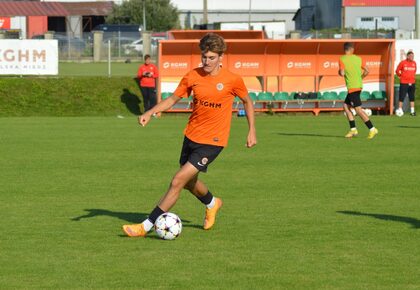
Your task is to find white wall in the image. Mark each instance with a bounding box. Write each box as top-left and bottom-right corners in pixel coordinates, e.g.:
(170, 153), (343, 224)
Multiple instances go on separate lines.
(11, 16), (27, 39)
(345, 7), (415, 31)
(395, 40), (420, 74)
(67, 16), (83, 38)
(171, 0), (299, 10)
(173, 0), (299, 33)
(221, 22), (286, 39)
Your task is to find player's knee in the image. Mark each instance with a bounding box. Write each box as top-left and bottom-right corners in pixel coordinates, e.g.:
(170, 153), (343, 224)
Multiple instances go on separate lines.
(170, 176), (186, 190)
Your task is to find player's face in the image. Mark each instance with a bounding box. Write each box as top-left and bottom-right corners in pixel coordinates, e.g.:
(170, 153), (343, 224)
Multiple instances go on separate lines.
(201, 51), (222, 75)
(407, 53), (414, 61)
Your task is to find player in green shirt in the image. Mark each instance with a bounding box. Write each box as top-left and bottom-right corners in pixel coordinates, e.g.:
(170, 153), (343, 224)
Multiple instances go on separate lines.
(339, 42), (378, 139)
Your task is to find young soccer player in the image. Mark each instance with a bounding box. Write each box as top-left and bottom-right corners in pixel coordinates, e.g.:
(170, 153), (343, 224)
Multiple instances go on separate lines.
(395, 51), (417, 116)
(339, 42), (378, 139)
(123, 33), (257, 237)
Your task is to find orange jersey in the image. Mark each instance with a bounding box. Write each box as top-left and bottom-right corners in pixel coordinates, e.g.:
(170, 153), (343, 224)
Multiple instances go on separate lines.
(137, 63), (159, 88)
(395, 59), (417, 84)
(173, 67), (248, 147)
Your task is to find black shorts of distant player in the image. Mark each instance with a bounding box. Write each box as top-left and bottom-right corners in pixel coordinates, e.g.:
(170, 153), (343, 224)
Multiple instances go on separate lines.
(344, 90), (362, 107)
(399, 83), (416, 102)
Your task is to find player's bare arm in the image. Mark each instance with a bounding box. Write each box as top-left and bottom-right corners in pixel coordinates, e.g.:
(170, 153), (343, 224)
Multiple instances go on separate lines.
(362, 66), (369, 79)
(139, 94), (181, 126)
(242, 95), (257, 148)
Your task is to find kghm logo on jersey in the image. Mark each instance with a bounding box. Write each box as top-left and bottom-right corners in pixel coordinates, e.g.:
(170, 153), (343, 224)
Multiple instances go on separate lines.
(193, 99), (222, 109)
(216, 83), (224, 91)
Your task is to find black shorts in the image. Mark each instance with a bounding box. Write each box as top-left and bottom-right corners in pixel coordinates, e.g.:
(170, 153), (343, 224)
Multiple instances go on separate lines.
(344, 91), (362, 107)
(399, 83), (416, 102)
(179, 136), (223, 173)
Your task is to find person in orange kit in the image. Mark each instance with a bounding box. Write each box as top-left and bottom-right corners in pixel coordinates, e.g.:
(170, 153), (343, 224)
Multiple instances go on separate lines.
(395, 51), (417, 116)
(137, 54), (159, 112)
(123, 33), (257, 237)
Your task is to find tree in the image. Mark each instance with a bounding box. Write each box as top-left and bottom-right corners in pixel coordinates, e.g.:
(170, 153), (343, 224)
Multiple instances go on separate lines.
(106, 0), (180, 32)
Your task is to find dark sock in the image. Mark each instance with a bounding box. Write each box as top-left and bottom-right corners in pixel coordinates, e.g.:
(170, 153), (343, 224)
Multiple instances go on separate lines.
(148, 206), (165, 224)
(196, 191), (213, 205)
(364, 120), (373, 129)
(349, 120), (356, 129)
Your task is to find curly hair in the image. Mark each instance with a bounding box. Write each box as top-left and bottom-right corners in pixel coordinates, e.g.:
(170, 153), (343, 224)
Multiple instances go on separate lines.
(199, 33), (227, 55)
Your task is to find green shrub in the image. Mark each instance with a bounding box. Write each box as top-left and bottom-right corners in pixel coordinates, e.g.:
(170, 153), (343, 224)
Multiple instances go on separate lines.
(0, 77), (143, 116)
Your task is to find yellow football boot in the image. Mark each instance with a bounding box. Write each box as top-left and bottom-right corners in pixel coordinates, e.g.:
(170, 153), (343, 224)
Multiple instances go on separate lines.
(367, 128), (379, 139)
(345, 129), (358, 138)
(203, 198), (223, 230)
(122, 223), (147, 237)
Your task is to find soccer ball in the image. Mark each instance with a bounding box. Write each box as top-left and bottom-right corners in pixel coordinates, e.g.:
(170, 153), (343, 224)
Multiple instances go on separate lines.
(395, 108), (404, 117)
(154, 212), (182, 240)
(363, 108), (372, 116)
(344, 108), (357, 116)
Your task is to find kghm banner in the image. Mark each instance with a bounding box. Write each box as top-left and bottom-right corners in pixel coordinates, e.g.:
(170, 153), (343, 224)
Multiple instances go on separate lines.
(0, 40), (58, 75)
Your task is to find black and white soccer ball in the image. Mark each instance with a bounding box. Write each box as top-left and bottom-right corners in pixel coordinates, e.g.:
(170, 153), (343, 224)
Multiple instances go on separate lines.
(395, 108), (404, 117)
(363, 108), (372, 117)
(154, 212), (182, 240)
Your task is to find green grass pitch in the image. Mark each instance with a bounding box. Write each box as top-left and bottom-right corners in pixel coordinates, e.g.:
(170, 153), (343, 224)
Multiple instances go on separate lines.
(0, 115), (419, 289)
(59, 61), (142, 77)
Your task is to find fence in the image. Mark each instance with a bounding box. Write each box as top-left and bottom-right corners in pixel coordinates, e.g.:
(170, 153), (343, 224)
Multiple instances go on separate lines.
(30, 31), (162, 62)
(297, 30), (395, 39)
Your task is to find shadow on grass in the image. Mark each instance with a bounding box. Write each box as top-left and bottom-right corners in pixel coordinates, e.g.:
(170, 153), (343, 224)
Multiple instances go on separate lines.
(72, 209), (212, 239)
(117, 234), (164, 240)
(71, 208), (197, 227)
(72, 208), (148, 223)
(120, 88), (141, 115)
(337, 210), (420, 229)
(397, 125), (420, 129)
(277, 132), (342, 138)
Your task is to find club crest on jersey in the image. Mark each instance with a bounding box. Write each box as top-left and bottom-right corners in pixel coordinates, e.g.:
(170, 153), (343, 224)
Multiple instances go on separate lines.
(197, 157), (208, 167)
(216, 83), (224, 91)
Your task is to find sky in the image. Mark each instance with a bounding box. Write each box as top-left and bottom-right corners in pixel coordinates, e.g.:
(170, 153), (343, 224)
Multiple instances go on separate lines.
(170, 0), (300, 11)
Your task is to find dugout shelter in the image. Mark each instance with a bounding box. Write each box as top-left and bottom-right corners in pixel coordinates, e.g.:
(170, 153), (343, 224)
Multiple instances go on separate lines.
(158, 32), (395, 115)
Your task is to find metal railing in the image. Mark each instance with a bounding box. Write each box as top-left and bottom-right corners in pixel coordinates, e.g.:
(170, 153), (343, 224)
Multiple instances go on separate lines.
(293, 30), (396, 39)
(51, 31), (160, 62)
